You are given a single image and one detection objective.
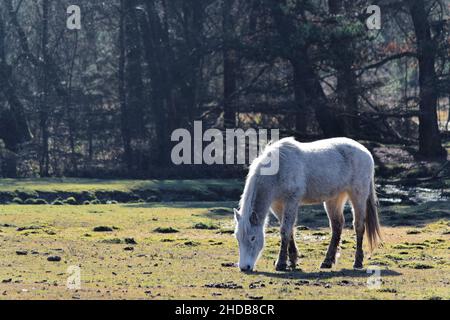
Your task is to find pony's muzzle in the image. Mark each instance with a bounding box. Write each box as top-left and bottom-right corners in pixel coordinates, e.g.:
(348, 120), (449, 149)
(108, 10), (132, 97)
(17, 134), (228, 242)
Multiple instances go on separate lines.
(240, 265), (253, 272)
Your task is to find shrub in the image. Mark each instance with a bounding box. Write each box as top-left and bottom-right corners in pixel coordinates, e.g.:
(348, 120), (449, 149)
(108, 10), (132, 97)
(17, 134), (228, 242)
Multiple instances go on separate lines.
(146, 196), (160, 203)
(12, 197), (23, 204)
(35, 199), (48, 205)
(24, 198), (37, 205)
(51, 200), (64, 206)
(64, 197), (77, 205)
(81, 191), (96, 201)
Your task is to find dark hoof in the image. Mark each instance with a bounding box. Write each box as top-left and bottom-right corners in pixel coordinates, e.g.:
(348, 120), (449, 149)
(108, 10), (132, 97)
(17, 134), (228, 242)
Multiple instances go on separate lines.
(288, 259), (298, 269)
(275, 262), (288, 271)
(320, 261), (333, 269)
(353, 262), (364, 270)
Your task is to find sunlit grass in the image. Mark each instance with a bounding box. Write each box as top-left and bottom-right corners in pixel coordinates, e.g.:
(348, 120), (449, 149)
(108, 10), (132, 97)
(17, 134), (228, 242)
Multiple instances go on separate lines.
(0, 202), (448, 300)
(0, 178), (242, 193)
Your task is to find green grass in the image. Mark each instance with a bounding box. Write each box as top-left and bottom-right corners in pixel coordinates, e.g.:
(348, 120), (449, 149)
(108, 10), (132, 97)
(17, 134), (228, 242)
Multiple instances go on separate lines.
(0, 178), (242, 193)
(0, 201), (448, 300)
(0, 178), (244, 204)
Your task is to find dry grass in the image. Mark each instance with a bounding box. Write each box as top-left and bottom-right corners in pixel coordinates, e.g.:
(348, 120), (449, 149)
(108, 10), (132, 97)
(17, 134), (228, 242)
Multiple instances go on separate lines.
(0, 202), (448, 300)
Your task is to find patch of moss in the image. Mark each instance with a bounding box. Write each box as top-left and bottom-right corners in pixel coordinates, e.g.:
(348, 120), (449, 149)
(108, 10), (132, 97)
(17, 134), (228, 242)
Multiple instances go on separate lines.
(154, 227), (179, 234)
(217, 229), (234, 234)
(392, 243), (427, 250)
(184, 241), (200, 247)
(406, 229), (422, 235)
(377, 288), (397, 293)
(400, 262), (434, 269)
(193, 222), (219, 230)
(368, 259), (391, 266)
(93, 226), (114, 232)
(101, 238), (122, 244)
(384, 254), (404, 261)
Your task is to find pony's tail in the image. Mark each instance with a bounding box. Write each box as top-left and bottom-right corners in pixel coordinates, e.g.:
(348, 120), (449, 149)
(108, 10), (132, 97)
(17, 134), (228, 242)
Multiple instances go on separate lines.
(366, 179), (382, 252)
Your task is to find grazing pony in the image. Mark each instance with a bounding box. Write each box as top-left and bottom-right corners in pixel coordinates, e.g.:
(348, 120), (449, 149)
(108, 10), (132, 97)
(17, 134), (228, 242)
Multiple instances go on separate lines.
(234, 137), (381, 272)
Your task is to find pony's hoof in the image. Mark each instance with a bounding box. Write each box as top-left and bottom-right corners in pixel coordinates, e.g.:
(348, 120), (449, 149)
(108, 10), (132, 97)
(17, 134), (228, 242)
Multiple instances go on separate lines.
(353, 262), (364, 270)
(289, 263), (298, 270)
(288, 259), (298, 269)
(320, 261), (333, 269)
(275, 262), (288, 271)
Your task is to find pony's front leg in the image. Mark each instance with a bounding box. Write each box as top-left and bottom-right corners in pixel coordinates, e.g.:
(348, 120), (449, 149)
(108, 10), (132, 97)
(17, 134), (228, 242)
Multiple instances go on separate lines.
(276, 201), (298, 271)
(349, 191), (368, 269)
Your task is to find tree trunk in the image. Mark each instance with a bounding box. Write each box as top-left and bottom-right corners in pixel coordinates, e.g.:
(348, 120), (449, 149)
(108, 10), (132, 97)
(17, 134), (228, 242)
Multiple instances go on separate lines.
(292, 61), (308, 135)
(328, 0), (359, 136)
(222, 0), (237, 128)
(180, 0), (205, 123)
(292, 52), (345, 138)
(0, 10), (32, 151)
(39, 0), (50, 177)
(120, 0), (147, 172)
(67, 32), (79, 175)
(269, 0), (344, 137)
(408, 0), (446, 158)
(119, 0), (132, 171)
(138, 1), (172, 166)
(6, 0), (68, 100)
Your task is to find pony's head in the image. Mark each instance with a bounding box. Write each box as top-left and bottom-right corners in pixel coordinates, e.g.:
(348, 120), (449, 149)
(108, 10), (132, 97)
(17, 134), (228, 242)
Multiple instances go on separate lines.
(234, 208), (265, 272)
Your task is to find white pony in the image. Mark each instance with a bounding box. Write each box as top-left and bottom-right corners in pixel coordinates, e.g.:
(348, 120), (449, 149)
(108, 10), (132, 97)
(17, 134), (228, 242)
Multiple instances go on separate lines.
(234, 137), (381, 272)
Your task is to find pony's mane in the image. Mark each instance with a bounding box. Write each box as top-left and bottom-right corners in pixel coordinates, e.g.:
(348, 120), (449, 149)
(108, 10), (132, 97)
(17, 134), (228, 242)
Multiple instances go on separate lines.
(238, 137), (297, 221)
(238, 167), (259, 221)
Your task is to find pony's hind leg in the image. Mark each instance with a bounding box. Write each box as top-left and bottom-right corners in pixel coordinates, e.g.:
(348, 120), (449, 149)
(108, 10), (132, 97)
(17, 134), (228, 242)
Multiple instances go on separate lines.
(288, 232), (299, 269)
(275, 199), (298, 271)
(349, 189), (369, 270)
(320, 193), (347, 269)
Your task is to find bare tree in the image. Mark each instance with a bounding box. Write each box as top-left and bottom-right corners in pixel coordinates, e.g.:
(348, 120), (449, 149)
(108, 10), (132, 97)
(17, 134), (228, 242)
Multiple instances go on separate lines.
(408, 0), (446, 157)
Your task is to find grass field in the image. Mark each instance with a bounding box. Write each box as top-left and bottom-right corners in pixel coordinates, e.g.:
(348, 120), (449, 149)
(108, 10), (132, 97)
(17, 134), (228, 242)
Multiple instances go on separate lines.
(0, 178), (242, 193)
(0, 200), (448, 300)
(0, 178), (243, 204)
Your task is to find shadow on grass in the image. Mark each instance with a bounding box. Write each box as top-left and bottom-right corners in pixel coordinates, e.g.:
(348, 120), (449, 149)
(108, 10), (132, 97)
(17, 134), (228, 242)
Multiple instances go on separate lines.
(253, 268), (402, 280)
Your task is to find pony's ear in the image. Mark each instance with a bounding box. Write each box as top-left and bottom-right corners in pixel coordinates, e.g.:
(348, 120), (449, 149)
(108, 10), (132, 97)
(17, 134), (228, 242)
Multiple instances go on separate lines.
(249, 210), (259, 225)
(234, 208), (241, 223)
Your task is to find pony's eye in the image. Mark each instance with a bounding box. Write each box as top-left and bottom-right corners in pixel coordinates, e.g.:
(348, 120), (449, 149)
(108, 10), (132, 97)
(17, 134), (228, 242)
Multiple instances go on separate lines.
(250, 236), (256, 242)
